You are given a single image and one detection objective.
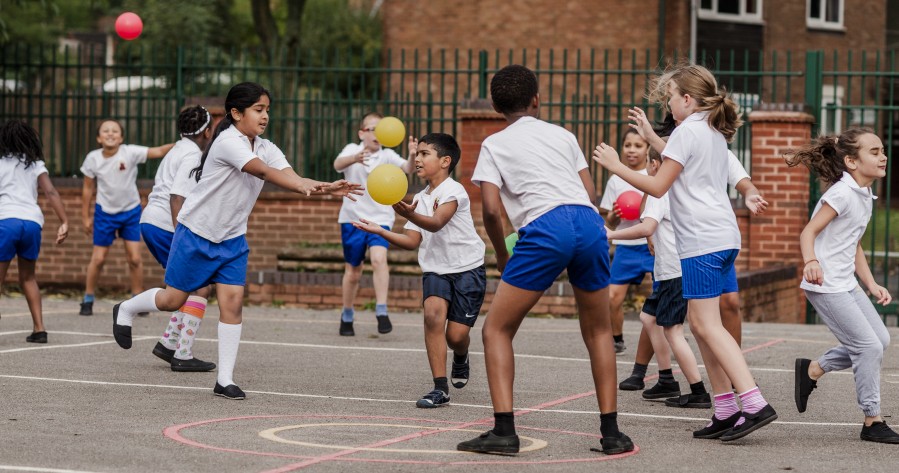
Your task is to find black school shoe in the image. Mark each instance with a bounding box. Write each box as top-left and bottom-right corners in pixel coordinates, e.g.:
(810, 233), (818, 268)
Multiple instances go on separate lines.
(457, 430), (520, 454)
(642, 381), (680, 400)
(794, 358), (817, 413)
(25, 331), (47, 343)
(339, 320), (354, 336)
(719, 405), (778, 442)
(665, 392), (712, 409)
(152, 342), (175, 363)
(213, 382), (246, 400)
(619, 373), (645, 391)
(112, 303), (132, 349)
(79, 301), (93, 316)
(377, 315), (393, 334)
(451, 354), (470, 389)
(171, 357), (217, 372)
(594, 433), (635, 455)
(693, 411), (742, 439)
(861, 421), (899, 444)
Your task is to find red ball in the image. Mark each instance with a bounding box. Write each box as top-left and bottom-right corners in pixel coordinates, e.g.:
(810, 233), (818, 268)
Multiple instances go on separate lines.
(115, 12), (143, 41)
(616, 190), (642, 220)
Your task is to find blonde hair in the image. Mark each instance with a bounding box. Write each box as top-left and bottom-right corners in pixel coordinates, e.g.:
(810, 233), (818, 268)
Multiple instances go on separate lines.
(648, 63), (743, 142)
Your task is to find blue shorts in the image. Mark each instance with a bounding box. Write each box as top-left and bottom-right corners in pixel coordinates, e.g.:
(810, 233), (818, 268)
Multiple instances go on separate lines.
(94, 204), (141, 247)
(0, 219), (42, 261)
(502, 205), (610, 292)
(140, 223), (175, 268)
(341, 222), (390, 267)
(164, 225), (250, 292)
(610, 244), (655, 285)
(681, 249), (739, 299)
(642, 277), (688, 327)
(422, 265), (487, 328)
(722, 264), (739, 294)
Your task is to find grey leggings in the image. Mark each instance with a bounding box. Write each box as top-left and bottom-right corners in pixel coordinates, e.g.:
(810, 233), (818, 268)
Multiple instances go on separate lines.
(805, 286), (891, 417)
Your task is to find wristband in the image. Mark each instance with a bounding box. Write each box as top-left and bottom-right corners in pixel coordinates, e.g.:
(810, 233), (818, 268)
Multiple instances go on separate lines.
(804, 259), (818, 265)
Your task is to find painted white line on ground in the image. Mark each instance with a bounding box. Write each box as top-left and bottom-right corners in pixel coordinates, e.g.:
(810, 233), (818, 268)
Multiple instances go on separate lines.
(0, 466), (102, 473)
(0, 336), (155, 354)
(0, 374), (875, 427)
(0, 310), (75, 319)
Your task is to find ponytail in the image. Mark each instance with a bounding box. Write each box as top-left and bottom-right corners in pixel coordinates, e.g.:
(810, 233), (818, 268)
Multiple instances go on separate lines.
(784, 128), (873, 184)
(703, 88), (743, 143)
(191, 114), (232, 182)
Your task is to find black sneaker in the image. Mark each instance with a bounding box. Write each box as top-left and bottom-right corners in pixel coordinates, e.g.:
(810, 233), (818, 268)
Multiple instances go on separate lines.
(457, 430), (520, 454)
(642, 381), (680, 400)
(25, 331), (47, 344)
(416, 389), (450, 408)
(79, 301), (93, 316)
(794, 358), (817, 413)
(665, 392), (712, 409)
(152, 342), (175, 363)
(590, 433), (635, 455)
(377, 315), (392, 334)
(861, 421), (899, 444)
(619, 373), (645, 391)
(339, 320), (354, 336)
(451, 354), (470, 389)
(693, 411), (742, 439)
(112, 303), (132, 349)
(171, 357), (217, 372)
(213, 382), (246, 400)
(720, 404), (778, 441)
(614, 340), (626, 354)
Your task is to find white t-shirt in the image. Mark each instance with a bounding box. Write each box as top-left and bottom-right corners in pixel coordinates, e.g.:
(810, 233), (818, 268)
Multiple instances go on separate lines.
(661, 112), (741, 258)
(336, 143), (407, 226)
(140, 138), (202, 232)
(404, 178), (485, 274)
(801, 172), (874, 293)
(0, 157), (48, 226)
(80, 144), (148, 214)
(640, 194), (681, 280)
(177, 125), (289, 243)
(600, 170), (649, 246)
(471, 116), (596, 231)
(727, 150), (750, 187)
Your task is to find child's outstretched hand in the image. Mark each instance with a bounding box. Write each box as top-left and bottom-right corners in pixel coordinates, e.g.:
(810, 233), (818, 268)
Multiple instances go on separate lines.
(352, 218), (383, 235)
(407, 137), (418, 159)
(392, 199), (418, 219)
(868, 283), (892, 305)
(318, 179), (364, 200)
(745, 194), (769, 216)
(803, 260), (823, 286)
(593, 143), (622, 173)
(56, 222), (69, 244)
(628, 107), (655, 141)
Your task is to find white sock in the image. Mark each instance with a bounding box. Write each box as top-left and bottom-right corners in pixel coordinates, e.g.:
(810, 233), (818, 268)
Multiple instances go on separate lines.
(160, 312), (185, 350)
(174, 314), (202, 361)
(217, 322), (242, 387)
(118, 288), (161, 327)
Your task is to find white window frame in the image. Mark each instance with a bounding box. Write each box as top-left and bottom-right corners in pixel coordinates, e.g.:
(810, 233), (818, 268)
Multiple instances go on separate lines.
(698, 0), (764, 24)
(806, 0), (844, 31)
(820, 85), (844, 135)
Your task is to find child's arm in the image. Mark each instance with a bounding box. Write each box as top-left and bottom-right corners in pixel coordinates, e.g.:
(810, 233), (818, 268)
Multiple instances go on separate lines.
(392, 199), (458, 234)
(401, 137), (417, 174)
(334, 149), (368, 172)
(352, 218), (422, 250)
(855, 242), (892, 305)
(593, 143), (682, 198)
(81, 177), (95, 236)
(734, 178), (769, 216)
(241, 159), (364, 199)
(480, 182), (510, 272)
(37, 174), (68, 244)
(607, 218), (658, 241)
(147, 143), (175, 160)
(799, 203), (838, 285)
(628, 107), (666, 153)
(170, 194), (186, 229)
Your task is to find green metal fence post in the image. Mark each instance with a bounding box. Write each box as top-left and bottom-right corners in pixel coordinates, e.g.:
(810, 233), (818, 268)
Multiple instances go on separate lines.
(176, 46), (184, 107)
(803, 50), (824, 324)
(478, 50), (488, 99)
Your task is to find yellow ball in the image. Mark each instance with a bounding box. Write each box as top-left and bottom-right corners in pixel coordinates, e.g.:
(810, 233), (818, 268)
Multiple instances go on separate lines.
(367, 163), (408, 205)
(374, 116), (405, 148)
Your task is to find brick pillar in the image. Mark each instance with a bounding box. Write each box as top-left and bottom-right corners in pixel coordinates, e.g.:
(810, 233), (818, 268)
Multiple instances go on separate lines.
(457, 100), (507, 205)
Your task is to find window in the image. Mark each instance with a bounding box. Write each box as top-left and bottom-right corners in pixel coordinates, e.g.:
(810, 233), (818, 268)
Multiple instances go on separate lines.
(807, 0), (844, 30)
(820, 85), (844, 135)
(698, 0), (763, 23)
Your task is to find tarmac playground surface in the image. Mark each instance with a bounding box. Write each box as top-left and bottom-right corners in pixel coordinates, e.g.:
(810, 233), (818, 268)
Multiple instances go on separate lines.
(1, 295), (898, 472)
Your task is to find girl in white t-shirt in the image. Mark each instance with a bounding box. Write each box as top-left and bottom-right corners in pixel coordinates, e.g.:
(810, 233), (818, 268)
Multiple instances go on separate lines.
(599, 128), (654, 356)
(0, 120), (69, 343)
(111, 82), (362, 400)
(788, 129), (898, 444)
(594, 64), (776, 442)
(79, 119), (174, 316)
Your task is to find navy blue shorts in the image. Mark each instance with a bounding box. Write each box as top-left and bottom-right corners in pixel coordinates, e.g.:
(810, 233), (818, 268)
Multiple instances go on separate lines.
(422, 265), (487, 328)
(164, 225), (249, 292)
(642, 277), (687, 327)
(93, 204), (141, 247)
(341, 222), (390, 267)
(502, 205), (610, 292)
(0, 218), (42, 261)
(681, 249), (739, 299)
(610, 244), (655, 285)
(140, 223), (175, 268)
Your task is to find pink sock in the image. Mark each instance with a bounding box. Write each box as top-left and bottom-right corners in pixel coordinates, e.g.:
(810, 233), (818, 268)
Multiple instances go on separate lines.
(713, 392), (740, 420)
(738, 387), (768, 415)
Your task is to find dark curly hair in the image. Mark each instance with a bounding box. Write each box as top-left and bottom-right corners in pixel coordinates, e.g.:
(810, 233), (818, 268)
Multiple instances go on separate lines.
(490, 65), (538, 115)
(0, 119), (43, 168)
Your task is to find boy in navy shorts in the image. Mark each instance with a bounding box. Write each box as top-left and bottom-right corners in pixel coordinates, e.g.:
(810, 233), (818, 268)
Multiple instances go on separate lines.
(455, 65), (633, 455)
(353, 133), (485, 408)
